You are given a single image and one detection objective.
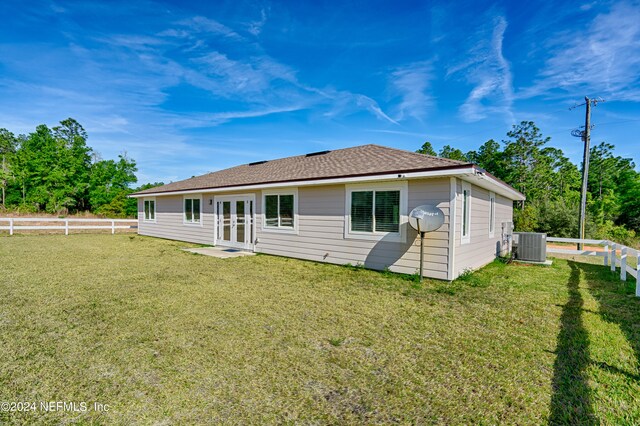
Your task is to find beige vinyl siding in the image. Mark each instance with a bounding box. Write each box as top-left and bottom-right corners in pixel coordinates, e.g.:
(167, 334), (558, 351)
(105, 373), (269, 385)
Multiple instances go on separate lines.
(254, 178), (452, 280)
(453, 180), (513, 277)
(138, 194), (215, 245)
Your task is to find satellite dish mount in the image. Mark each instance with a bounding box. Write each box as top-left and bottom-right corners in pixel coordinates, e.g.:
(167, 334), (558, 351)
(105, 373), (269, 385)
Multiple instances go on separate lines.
(409, 204), (445, 280)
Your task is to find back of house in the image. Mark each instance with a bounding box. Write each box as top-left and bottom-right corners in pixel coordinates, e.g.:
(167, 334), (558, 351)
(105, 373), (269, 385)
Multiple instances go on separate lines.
(130, 144), (524, 280)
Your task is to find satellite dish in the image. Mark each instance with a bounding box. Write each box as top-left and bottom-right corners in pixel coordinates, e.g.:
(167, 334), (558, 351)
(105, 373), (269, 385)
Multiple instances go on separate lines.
(409, 204), (445, 233)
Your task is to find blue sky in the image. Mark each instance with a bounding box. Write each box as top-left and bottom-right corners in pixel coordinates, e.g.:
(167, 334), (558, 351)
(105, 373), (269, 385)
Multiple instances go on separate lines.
(1, 0), (639, 184)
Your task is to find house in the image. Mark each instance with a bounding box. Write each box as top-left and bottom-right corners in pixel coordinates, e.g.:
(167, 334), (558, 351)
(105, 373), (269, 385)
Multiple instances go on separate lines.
(130, 144), (524, 280)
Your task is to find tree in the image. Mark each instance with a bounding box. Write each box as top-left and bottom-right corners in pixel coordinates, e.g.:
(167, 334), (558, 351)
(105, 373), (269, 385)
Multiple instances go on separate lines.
(416, 141), (437, 156)
(0, 129), (18, 207)
(502, 121), (551, 209)
(465, 139), (504, 177)
(438, 145), (468, 161)
(90, 153), (138, 216)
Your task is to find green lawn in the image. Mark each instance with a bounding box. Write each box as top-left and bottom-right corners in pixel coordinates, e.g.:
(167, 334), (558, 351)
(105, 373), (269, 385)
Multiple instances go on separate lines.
(1, 235), (639, 424)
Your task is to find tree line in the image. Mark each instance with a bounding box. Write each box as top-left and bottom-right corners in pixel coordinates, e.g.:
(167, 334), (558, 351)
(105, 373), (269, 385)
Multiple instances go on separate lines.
(0, 118), (162, 217)
(1, 118), (637, 243)
(417, 121), (640, 244)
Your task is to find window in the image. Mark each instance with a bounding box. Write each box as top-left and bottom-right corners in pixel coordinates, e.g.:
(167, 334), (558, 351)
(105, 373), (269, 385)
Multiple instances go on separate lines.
(345, 182), (407, 242)
(184, 197), (201, 224)
(489, 192), (496, 238)
(350, 190), (400, 233)
(143, 198), (155, 222)
(461, 182), (471, 244)
(264, 193), (295, 229)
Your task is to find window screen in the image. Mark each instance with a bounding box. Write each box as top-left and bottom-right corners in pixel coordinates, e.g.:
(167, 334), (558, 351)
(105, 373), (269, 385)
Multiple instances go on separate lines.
(374, 191), (400, 232)
(265, 195), (279, 227)
(279, 195), (294, 227)
(351, 191), (373, 232)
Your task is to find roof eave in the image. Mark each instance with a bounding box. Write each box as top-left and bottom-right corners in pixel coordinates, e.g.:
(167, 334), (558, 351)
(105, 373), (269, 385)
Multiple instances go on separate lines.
(129, 164), (523, 201)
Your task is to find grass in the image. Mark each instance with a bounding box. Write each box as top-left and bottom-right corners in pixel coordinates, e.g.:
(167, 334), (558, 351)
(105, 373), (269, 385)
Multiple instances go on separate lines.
(1, 235), (639, 424)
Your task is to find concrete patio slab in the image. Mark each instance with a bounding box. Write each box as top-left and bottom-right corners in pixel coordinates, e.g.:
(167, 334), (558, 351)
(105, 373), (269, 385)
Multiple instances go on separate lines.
(182, 246), (256, 259)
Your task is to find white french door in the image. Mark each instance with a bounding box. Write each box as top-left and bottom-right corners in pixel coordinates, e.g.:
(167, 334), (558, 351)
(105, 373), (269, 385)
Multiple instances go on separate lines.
(215, 196), (255, 250)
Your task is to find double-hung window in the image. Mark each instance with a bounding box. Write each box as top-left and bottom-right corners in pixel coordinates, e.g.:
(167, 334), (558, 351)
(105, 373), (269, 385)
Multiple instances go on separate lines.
(351, 190), (400, 233)
(184, 197), (201, 224)
(143, 198), (155, 222)
(346, 182), (407, 242)
(264, 191), (296, 230)
(461, 182), (471, 244)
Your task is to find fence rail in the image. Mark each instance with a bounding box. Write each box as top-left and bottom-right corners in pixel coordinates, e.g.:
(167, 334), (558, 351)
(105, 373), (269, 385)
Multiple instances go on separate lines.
(547, 237), (640, 297)
(0, 217), (138, 235)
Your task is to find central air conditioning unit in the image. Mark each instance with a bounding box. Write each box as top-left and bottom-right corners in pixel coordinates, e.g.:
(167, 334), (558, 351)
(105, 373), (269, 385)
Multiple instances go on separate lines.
(514, 232), (547, 262)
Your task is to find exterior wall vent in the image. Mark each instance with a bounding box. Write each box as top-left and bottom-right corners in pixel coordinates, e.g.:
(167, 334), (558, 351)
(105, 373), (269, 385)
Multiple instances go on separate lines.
(513, 232), (547, 262)
(305, 150), (331, 157)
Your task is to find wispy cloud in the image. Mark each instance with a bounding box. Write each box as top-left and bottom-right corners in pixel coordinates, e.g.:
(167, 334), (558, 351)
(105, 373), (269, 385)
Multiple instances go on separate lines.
(448, 15), (514, 123)
(520, 1), (640, 101)
(389, 61), (434, 121)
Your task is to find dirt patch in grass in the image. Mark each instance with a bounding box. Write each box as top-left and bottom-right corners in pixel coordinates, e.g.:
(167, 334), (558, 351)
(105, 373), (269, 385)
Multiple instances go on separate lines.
(1, 235), (639, 424)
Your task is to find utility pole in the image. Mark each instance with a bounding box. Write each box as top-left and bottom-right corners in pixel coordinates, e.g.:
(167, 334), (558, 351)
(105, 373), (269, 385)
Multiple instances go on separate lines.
(571, 96), (604, 250)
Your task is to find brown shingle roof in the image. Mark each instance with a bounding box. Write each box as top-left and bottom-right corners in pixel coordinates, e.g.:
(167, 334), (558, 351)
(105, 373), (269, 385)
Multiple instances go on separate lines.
(133, 144), (472, 195)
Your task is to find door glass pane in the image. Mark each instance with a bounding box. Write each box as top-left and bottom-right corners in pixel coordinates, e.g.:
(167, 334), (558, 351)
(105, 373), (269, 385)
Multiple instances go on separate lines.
(223, 201), (231, 240)
(374, 191), (400, 232)
(249, 200), (254, 242)
(265, 195), (278, 227)
(351, 191), (373, 232)
(279, 195), (294, 227)
(193, 199), (200, 222)
(236, 200), (245, 243)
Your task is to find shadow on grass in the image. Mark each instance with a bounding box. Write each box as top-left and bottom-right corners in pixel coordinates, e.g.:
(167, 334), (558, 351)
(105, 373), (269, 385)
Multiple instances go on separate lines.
(575, 260), (640, 380)
(549, 262), (597, 425)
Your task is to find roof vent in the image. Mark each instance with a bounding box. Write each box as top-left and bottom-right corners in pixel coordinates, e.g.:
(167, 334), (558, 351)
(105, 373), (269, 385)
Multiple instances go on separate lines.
(305, 150), (331, 157)
(248, 160), (268, 166)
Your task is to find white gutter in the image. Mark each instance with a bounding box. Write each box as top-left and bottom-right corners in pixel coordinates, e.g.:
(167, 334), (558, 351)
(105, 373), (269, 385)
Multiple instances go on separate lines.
(130, 166), (525, 201)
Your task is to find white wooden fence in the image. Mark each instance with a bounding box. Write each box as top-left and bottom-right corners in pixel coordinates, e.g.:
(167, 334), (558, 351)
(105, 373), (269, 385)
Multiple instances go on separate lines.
(547, 237), (640, 297)
(0, 217), (138, 235)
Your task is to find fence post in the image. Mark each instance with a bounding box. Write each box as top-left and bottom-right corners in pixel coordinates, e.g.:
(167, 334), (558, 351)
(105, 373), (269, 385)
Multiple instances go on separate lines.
(620, 247), (627, 281)
(9, 218), (13, 236)
(611, 243), (616, 272)
(636, 251), (640, 297)
(65, 219), (69, 236)
(111, 220), (115, 235)
(604, 242), (609, 266)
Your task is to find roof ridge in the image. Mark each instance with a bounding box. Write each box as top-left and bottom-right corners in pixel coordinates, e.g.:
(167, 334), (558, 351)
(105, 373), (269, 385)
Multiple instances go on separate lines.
(366, 143), (471, 166)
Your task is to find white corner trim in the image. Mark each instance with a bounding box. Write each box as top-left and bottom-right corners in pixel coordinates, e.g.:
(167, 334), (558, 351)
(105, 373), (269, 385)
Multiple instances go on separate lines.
(182, 194), (204, 226)
(261, 187), (299, 234)
(447, 177), (457, 281)
(461, 181), (471, 245)
(489, 191), (496, 238)
(142, 197), (156, 223)
(344, 181), (408, 243)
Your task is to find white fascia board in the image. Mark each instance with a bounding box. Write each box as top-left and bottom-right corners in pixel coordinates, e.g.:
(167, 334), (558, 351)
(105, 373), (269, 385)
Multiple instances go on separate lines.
(459, 173), (525, 201)
(129, 166), (523, 201)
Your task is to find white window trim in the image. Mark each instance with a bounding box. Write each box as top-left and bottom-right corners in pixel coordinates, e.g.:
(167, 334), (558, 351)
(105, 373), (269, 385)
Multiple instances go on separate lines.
(489, 191), (496, 238)
(143, 197), (156, 223)
(461, 181), (471, 245)
(183, 195), (203, 226)
(344, 181), (408, 243)
(261, 188), (299, 234)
